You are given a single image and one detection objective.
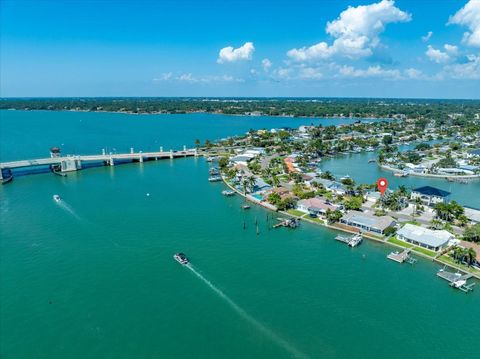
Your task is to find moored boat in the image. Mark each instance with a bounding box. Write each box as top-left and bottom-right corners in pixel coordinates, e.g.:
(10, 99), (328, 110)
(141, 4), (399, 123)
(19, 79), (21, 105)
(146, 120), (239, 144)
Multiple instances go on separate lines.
(208, 175), (222, 182)
(222, 190), (235, 196)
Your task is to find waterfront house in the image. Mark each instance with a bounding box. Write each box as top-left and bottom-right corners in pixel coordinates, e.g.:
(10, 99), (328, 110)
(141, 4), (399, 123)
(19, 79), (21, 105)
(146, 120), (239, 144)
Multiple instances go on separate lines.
(340, 211), (395, 235)
(253, 178), (271, 192)
(296, 197), (337, 216)
(411, 186), (450, 206)
(396, 224), (454, 252)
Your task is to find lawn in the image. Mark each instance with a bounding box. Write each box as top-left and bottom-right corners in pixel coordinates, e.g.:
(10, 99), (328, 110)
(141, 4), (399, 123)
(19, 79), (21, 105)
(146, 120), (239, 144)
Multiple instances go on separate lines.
(387, 237), (413, 248)
(287, 209), (306, 217)
(412, 246), (436, 257)
(438, 255), (480, 274)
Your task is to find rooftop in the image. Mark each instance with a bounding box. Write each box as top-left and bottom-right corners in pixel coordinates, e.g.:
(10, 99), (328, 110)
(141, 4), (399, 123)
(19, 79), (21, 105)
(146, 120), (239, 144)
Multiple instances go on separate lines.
(412, 186), (451, 198)
(397, 224), (453, 248)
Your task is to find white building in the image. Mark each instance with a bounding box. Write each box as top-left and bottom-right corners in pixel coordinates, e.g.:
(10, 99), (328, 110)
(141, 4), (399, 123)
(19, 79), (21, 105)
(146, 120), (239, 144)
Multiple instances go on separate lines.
(396, 224), (454, 252)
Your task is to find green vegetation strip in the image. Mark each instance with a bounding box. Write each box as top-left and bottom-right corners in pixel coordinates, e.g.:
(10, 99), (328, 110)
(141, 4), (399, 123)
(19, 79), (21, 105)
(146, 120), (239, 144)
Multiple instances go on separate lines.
(387, 237), (413, 248)
(287, 209), (306, 217)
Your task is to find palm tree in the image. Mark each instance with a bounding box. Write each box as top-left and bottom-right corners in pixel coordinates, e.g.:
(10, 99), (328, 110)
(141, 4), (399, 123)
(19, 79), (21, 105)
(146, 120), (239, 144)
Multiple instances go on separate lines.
(466, 248), (477, 266)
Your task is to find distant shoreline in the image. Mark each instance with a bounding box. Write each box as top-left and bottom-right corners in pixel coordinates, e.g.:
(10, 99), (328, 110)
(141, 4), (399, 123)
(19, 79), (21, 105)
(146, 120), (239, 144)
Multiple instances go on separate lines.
(379, 163), (480, 180)
(1, 108), (392, 121)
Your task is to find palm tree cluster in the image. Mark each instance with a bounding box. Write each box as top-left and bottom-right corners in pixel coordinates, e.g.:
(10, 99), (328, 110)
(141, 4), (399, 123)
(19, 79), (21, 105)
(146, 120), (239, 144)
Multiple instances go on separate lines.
(451, 246), (477, 266)
(434, 201), (465, 223)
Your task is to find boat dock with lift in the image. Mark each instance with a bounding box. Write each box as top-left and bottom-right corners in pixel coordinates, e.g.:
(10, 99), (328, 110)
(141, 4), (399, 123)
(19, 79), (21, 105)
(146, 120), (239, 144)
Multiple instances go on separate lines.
(335, 233), (363, 247)
(437, 267), (475, 293)
(273, 218), (300, 229)
(387, 248), (417, 264)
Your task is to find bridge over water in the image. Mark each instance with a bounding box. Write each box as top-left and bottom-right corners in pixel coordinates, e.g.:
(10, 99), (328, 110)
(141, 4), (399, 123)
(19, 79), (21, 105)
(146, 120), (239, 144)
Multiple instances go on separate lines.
(0, 147), (198, 181)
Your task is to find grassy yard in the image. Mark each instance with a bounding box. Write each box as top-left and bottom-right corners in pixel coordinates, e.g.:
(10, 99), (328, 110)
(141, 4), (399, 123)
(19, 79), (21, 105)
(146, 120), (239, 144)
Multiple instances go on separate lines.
(287, 209), (306, 217)
(412, 246), (436, 257)
(438, 255), (480, 274)
(388, 237), (413, 248)
(307, 217), (324, 224)
(387, 237), (436, 257)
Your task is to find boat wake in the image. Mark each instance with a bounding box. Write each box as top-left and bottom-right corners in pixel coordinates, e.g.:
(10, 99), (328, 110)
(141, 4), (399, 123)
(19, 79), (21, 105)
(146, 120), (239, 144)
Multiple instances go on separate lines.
(55, 200), (82, 221)
(186, 264), (308, 359)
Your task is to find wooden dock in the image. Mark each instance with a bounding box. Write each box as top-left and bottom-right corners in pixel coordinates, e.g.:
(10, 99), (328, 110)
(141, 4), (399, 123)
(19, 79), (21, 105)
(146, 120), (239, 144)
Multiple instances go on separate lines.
(437, 268), (475, 293)
(387, 249), (417, 264)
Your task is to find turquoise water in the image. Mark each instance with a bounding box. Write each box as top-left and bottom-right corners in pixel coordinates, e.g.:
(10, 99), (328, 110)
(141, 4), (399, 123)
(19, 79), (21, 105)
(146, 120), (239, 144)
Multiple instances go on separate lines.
(319, 152), (480, 208)
(1, 111), (479, 359)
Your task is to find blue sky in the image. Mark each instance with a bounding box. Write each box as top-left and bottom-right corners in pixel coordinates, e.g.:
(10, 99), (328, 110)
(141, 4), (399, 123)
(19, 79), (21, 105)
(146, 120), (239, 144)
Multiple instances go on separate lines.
(1, 0), (479, 98)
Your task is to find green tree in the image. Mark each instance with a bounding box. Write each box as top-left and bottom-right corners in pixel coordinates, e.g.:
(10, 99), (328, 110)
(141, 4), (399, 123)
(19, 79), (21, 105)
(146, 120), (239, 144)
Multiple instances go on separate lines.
(325, 209), (343, 224)
(463, 223), (480, 243)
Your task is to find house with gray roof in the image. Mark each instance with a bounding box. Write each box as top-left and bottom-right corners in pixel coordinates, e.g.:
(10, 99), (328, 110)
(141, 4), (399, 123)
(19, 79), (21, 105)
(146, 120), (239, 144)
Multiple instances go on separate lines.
(397, 224), (454, 252)
(340, 211), (395, 235)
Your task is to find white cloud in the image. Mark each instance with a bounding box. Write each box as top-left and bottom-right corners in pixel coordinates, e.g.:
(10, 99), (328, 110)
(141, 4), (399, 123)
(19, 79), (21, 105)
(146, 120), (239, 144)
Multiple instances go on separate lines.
(217, 42), (255, 64)
(422, 31), (433, 42)
(337, 64), (401, 79)
(287, 0), (411, 61)
(153, 73), (244, 83)
(299, 67), (323, 79)
(404, 68), (424, 79)
(425, 44), (458, 63)
(262, 58), (272, 71)
(448, 0), (480, 47)
(442, 54), (480, 79)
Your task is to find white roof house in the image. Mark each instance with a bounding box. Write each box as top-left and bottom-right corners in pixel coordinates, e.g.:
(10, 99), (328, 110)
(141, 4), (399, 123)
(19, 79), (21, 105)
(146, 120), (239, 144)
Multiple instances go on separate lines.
(397, 224), (454, 252)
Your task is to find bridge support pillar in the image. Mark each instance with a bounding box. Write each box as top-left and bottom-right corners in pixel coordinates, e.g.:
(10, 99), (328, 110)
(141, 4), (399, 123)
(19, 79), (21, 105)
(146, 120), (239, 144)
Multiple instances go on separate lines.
(139, 156), (143, 163)
(160, 146), (163, 152)
(130, 147), (134, 154)
(194, 148), (198, 157)
(169, 150), (174, 159)
(61, 158), (82, 172)
(109, 157), (115, 166)
(0, 170), (3, 181)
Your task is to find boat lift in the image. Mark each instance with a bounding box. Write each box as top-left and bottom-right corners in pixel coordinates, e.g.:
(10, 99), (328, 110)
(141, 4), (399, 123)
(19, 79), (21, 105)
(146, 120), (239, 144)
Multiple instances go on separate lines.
(437, 267), (476, 293)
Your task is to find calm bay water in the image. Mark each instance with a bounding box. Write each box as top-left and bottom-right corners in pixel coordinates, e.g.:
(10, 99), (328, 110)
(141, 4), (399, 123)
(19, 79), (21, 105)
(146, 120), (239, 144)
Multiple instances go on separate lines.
(0, 110), (479, 359)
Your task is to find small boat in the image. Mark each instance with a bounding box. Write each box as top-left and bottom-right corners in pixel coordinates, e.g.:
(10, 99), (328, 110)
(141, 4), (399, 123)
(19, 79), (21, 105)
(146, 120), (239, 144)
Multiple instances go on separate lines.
(208, 175), (222, 182)
(206, 156), (218, 162)
(222, 190), (235, 196)
(452, 279), (467, 288)
(241, 204), (251, 210)
(340, 175), (351, 181)
(1, 169), (13, 184)
(366, 146), (375, 152)
(368, 159), (376, 163)
(53, 194), (61, 202)
(394, 171), (409, 177)
(209, 167), (220, 175)
(173, 252), (189, 265)
(348, 234), (363, 247)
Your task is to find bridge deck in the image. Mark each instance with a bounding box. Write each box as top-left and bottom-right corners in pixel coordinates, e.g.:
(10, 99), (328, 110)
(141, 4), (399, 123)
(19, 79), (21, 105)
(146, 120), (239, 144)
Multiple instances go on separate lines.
(0, 150), (196, 170)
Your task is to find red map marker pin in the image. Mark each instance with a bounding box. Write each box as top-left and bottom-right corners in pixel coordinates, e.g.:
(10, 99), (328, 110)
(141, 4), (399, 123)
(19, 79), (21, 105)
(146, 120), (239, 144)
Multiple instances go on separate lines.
(377, 178), (388, 196)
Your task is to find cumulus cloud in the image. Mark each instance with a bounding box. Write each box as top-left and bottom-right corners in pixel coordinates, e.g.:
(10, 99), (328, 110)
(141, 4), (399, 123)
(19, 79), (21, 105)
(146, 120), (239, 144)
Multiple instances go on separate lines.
(448, 0), (480, 47)
(425, 44), (458, 63)
(404, 68), (424, 79)
(153, 73), (243, 83)
(217, 42), (255, 64)
(337, 64), (401, 79)
(441, 54), (480, 79)
(287, 0), (411, 61)
(262, 58), (272, 71)
(422, 31), (433, 42)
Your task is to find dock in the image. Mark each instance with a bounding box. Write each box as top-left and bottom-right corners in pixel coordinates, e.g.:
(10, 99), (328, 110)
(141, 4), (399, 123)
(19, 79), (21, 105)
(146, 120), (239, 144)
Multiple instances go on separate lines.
(273, 218), (299, 229)
(0, 147), (197, 181)
(437, 268), (475, 293)
(335, 233), (363, 247)
(387, 249), (417, 264)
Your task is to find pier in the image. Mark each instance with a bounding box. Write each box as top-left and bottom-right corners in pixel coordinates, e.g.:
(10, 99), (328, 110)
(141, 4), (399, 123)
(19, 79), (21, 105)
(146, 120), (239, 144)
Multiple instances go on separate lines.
(437, 268), (475, 293)
(387, 249), (417, 264)
(0, 147), (197, 181)
(335, 233), (363, 247)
